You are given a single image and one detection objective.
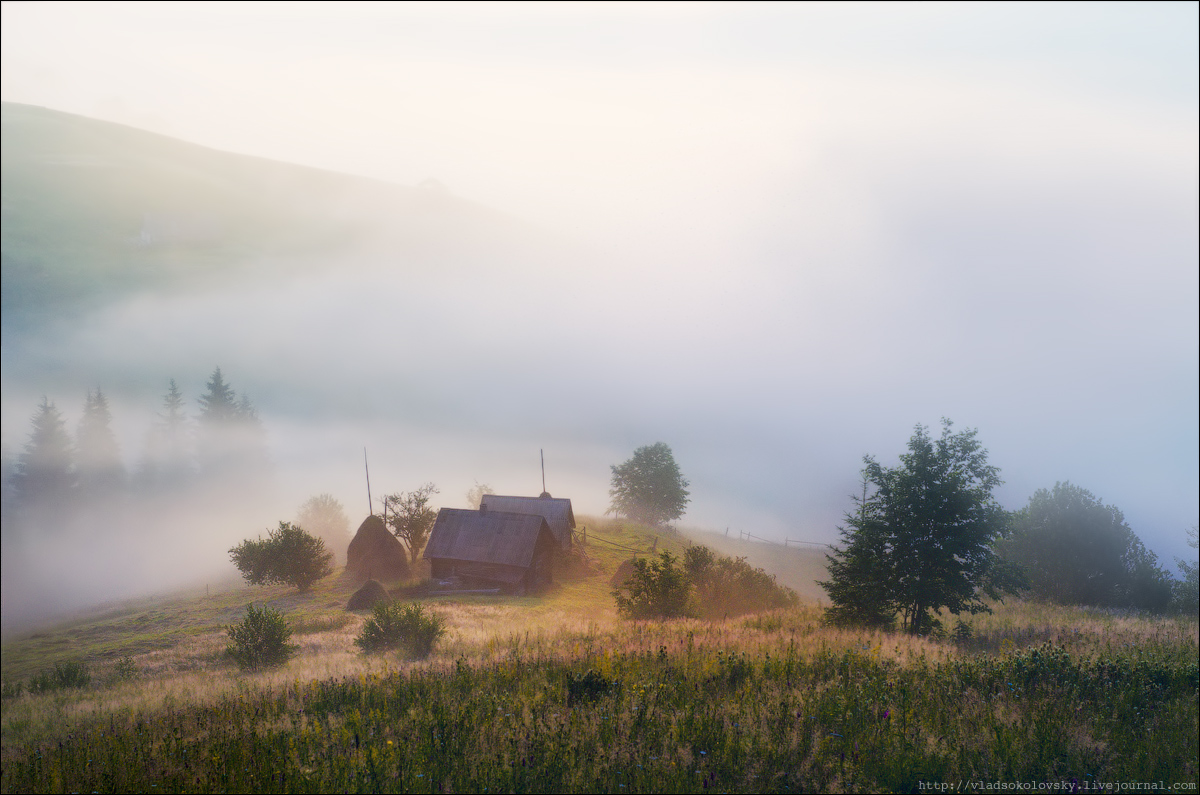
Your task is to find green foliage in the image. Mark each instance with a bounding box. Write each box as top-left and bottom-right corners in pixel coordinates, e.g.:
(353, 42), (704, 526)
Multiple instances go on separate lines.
(566, 669), (618, 705)
(225, 603), (297, 671)
(229, 521), (334, 593)
(613, 550), (693, 618)
(28, 660), (91, 693)
(607, 442), (690, 527)
(1175, 525), (1199, 617)
(382, 483), (439, 565)
(355, 601), (446, 658)
(821, 420), (1024, 633)
(999, 482), (1175, 613)
(111, 655), (140, 682)
(683, 545), (799, 618)
(615, 546), (798, 620)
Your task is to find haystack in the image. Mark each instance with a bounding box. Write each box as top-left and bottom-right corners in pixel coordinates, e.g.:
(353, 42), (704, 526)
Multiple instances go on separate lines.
(346, 514), (411, 582)
(346, 579), (390, 611)
(610, 558), (638, 589)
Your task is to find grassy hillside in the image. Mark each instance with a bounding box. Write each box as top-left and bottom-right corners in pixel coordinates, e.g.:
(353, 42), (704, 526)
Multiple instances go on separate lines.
(0, 102), (505, 324)
(2, 521), (1197, 793)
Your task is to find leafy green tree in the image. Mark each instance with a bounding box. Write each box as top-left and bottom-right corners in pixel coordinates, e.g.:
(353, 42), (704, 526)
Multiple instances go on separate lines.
(229, 521), (334, 593)
(607, 442), (690, 528)
(75, 388), (124, 497)
(1000, 482), (1175, 612)
(12, 398), (74, 511)
(820, 420), (1024, 634)
(296, 493), (351, 564)
(383, 483), (439, 565)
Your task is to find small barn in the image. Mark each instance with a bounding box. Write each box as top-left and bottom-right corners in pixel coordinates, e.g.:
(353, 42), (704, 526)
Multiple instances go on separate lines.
(424, 507), (558, 594)
(479, 493), (575, 550)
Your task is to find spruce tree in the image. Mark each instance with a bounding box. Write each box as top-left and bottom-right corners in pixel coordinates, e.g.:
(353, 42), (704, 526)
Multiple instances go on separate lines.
(196, 367), (238, 476)
(76, 389), (124, 497)
(139, 379), (193, 490)
(820, 421), (1024, 634)
(12, 398), (75, 511)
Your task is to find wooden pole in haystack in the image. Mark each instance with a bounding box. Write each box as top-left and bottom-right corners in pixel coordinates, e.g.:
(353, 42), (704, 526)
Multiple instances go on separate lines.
(364, 447), (373, 516)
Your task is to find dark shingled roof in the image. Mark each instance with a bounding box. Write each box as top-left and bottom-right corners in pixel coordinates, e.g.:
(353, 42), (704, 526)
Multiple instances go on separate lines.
(479, 494), (575, 547)
(424, 508), (556, 569)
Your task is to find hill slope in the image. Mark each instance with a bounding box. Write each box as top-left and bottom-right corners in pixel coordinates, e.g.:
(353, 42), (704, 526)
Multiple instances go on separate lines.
(1, 102), (506, 326)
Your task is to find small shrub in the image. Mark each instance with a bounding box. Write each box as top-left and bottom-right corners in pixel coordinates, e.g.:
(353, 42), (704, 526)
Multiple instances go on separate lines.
(567, 669), (618, 705)
(29, 660), (91, 693)
(226, 603), (298, 670)
(1, 680), (25, 700)
(110, 655), (140, 682)
(355, 601), (446, 658)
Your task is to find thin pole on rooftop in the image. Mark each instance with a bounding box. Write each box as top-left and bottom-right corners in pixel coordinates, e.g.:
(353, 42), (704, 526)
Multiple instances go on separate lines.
(541, 448), (546, 494)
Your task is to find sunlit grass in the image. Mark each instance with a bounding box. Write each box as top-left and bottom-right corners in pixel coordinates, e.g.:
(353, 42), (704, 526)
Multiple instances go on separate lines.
(2, 520), (1197, 792)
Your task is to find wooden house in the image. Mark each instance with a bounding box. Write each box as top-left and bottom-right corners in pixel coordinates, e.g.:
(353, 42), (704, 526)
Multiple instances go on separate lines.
(479, 493), (575, 550)
(423, 507), (558, 594)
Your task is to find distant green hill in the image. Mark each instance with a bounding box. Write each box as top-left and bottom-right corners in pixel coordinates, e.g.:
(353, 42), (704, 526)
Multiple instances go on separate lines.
(1, 102), (502, 325)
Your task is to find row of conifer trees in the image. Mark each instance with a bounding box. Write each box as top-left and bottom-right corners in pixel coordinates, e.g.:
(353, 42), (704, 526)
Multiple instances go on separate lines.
(2, 368), (270, 524)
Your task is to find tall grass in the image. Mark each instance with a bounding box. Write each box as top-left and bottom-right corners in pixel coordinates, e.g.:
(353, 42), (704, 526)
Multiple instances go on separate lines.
(2, 600), (1196, 793)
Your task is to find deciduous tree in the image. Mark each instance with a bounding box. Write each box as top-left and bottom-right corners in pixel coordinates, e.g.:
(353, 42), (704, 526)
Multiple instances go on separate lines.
(229, 521), (333, 593)
(296, 493), (351, 564)
(383, 484), (439, 565)
(607, 442), (690, 528)
(999, 482), (1174, 612)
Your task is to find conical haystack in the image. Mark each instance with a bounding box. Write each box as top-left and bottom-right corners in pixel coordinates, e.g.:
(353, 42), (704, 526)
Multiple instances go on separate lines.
(346, 515), (411, 582)
(346, 579), (391, 611)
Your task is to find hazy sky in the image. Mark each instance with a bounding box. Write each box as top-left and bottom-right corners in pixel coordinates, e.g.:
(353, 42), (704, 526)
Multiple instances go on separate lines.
(2, 3), (1197, 570)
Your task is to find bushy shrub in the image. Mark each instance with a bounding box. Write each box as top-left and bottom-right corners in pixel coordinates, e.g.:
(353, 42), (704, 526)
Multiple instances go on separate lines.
(111, 656), (139, 682)
(226, 603), (297, 670)
(29, 660), (91, 693)
(355, 601), (446, 658)
(613, 546), (798, 620)
(683, 545), (798, 618)
(229, 521), (334, 593)
(612, 551), (693, 619)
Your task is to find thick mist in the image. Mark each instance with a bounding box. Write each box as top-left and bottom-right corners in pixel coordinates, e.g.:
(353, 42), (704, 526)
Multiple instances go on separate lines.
(1, 4), (1197, 631)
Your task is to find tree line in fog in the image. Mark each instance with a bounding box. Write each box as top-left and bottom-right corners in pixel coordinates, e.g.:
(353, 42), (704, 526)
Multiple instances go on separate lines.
(1, 368), (270, 534)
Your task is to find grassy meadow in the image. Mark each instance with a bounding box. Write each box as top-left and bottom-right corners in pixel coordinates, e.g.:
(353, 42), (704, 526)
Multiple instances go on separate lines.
(2, 519), (1197, 793)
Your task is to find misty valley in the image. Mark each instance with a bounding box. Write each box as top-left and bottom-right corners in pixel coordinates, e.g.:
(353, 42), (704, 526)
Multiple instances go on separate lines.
(1, 83), (1197, 794)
